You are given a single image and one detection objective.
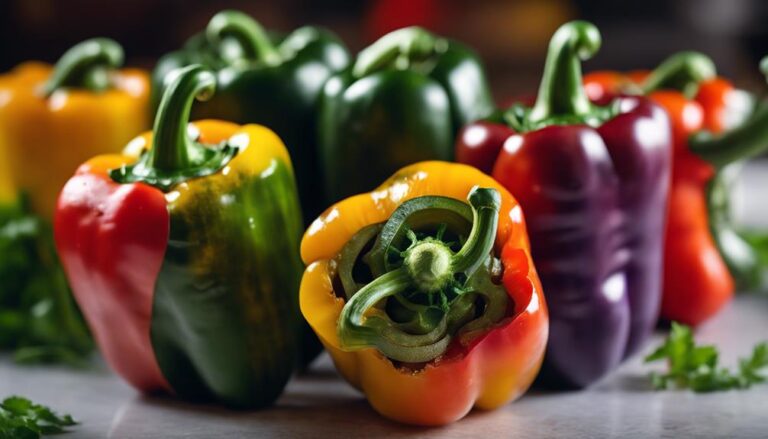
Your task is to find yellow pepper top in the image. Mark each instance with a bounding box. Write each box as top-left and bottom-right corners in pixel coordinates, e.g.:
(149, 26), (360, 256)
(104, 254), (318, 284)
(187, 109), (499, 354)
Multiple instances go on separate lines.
(0, 38), (149, 217)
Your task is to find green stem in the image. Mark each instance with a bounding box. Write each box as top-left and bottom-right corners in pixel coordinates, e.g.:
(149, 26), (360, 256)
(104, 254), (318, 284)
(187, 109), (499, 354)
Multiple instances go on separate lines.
(42, 38), (123, 97)
(706, 166), (763, 290)
(690, 103), (768, 167)
(689, 56), (768, 168)
(528, 20), (601, 125)
(109, 65), (237, 191)
(206, 10), (280, 65)
(149, 65), (215, 171)
(352, 26), (444, 78)
(689, 57), (768, 168)
(642, 51), (716, 97)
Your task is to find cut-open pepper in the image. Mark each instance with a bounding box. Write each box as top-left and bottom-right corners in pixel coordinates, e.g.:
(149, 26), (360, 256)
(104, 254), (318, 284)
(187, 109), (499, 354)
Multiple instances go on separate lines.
(300, 161), (548, 426)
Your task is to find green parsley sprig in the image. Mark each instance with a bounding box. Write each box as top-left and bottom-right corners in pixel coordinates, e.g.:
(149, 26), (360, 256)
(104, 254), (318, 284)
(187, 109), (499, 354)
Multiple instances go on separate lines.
(0, 199), (92, 365)
(0, 396), (77, 438)
(645, 322), (768, 392)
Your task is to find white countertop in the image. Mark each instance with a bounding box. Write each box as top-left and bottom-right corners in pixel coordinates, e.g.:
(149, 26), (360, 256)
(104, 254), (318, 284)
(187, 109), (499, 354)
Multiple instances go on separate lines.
(1, 295), (767, 438)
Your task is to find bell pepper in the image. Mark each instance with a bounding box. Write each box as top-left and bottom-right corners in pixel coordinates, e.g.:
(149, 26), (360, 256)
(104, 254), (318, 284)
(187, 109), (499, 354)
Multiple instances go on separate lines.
(318, 26), (494, 204)
(55, 65), (305, 407)
(0, 148), (13, 205)
(584, 52), (768, 325)
(151, 10), (350, 224)
(300, 161), (548, 426)
(0, 38), (149, 219)
(455, 21), (672, 388)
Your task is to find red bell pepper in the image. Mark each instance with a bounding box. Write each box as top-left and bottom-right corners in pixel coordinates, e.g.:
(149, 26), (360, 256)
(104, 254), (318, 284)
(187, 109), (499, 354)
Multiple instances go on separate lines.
(584, 51), (768, 325)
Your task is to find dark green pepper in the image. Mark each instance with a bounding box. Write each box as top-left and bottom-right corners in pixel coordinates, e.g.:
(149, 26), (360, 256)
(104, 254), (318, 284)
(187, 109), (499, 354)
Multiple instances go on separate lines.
(151, 10), (350, 223)
(318, 26), (494, 204)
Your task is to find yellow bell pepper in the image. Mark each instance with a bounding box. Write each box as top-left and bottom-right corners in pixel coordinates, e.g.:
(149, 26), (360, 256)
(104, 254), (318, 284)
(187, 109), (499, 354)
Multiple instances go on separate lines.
(0, 38), (149, 218)
(0, 146), (13, 203)
(300, 161), (548, 426)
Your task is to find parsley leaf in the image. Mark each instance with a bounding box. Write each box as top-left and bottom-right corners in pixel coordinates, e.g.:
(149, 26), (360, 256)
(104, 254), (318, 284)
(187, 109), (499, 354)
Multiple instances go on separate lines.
(645, 322), (768, 392)
(0, 396), (77, 438)
(0, 199), (92, 365)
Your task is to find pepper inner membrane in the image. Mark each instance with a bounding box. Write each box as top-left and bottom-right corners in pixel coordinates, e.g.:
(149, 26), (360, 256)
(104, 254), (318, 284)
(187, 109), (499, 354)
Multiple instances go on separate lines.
(332, 189), (512, 366)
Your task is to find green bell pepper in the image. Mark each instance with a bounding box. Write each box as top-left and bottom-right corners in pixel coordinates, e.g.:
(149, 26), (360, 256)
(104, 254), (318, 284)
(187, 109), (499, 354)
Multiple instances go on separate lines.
(318, 26), (494, 204)
(151, 10), (350, 223)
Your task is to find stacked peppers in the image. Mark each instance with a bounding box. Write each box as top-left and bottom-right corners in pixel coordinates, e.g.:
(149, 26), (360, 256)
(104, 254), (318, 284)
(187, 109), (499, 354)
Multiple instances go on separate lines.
(456, 21), (672, 388)
(152, 10), (350, 223)
(300, 162), (548, 425)
(55, 65), (305, 407)
(319, 26), (494, 203)
(584, 52), (768, 325)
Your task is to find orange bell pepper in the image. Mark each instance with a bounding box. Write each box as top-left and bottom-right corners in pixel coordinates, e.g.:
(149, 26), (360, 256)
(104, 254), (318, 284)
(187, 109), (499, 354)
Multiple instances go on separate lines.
(300, 161), (548, 426)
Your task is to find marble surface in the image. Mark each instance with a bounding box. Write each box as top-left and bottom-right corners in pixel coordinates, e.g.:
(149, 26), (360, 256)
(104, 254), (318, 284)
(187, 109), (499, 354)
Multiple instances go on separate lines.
(1, 295), (767, 438)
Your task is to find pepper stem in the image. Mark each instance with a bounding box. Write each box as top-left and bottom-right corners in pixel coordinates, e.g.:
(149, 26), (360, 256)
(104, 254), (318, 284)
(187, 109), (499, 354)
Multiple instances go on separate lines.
(689, 57), (768, 168)
(690, 104), (768, 167)
(109, 65), (237, 191)
(149, 65), (214, 171)
(642, 51), (716, 97)
(352, 26), (445, 78)
(206, 10), (280, 65)
(528, 21), (601, 125)
(42, 38), (123, 97)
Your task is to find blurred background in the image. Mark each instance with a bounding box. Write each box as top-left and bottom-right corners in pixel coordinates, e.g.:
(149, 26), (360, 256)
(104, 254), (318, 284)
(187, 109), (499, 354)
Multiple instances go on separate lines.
(2, 0), (768, 99)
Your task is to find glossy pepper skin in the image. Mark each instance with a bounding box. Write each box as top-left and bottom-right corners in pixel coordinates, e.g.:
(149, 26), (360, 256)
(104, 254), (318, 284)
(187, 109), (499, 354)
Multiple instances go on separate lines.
(55, 65), (304, 407)
(584, 52), (768, 325)
(152, 10), (349, 224)
(456, 21), (672, 388)
(300, 161), (548, 426)
(318, 27), (494, 204)
(0, 38), (149, 219)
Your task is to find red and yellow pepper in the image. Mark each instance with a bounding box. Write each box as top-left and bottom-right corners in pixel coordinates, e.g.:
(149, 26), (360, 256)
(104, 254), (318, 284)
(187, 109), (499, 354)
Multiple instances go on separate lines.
(300, 161), (548, 425)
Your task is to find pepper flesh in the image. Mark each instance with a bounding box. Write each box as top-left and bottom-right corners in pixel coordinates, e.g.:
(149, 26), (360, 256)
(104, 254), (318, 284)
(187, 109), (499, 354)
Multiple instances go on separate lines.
(300, 161), (548, 426)
(456, 21), (672, 388)
(584, 52), (768, 325)
(56, 66), (304, 407)
(0, 38), (149, 219)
